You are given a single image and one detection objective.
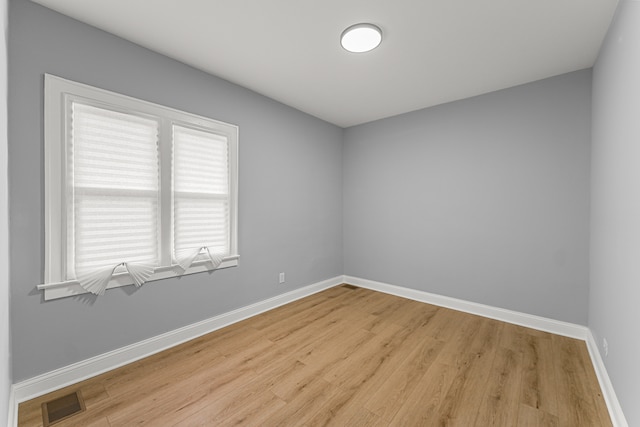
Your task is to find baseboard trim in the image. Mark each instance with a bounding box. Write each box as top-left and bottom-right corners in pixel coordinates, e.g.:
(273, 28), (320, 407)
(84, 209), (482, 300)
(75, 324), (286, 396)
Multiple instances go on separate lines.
(7, 385), (16, 427)
(12, 275), (343, 404)
(344, 276), (588, 339)
(585, 331), (629, 427)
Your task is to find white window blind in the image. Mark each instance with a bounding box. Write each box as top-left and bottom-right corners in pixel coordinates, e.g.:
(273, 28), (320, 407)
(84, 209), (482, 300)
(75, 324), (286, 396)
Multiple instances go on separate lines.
(42, 74), (239, 300)
(173, 125), (230, 270)
(68, 103), (160, 293)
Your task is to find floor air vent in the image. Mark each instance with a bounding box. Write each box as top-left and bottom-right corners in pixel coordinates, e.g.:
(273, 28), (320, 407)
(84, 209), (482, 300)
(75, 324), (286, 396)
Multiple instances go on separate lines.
(42, 390), (86, 426)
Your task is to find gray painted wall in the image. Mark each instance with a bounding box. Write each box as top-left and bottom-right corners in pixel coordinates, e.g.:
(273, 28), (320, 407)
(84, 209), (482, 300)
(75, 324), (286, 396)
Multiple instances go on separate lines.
(590, 1), (640, 424)
(1, 0), (10, 422)
(343, 70), (592, 324)
(8, 0), (343, 382)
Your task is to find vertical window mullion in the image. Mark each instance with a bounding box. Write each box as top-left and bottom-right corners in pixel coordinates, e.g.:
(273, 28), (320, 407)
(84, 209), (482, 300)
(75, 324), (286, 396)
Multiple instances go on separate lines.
(159, 118), (173, 267)
(228, 130), (238, 258)
(63, 95), (75, 281)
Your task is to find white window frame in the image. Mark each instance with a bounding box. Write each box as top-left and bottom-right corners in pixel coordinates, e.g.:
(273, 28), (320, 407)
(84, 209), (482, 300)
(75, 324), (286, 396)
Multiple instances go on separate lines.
(39, 74), (239, 300)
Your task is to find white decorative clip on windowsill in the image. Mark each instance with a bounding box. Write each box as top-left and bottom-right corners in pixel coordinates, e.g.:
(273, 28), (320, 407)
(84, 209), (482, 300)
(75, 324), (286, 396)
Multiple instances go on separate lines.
(77, 261), (156, 296)
(176, 247), (224, 273)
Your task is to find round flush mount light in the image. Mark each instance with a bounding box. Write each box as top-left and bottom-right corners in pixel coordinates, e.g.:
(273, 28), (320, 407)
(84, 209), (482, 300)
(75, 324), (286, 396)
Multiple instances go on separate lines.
(340, 23), (382, 53)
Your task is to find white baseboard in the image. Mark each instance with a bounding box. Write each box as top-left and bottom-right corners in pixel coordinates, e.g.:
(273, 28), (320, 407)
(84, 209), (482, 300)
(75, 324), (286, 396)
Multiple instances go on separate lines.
(12, 275), (343, 404)
(7, 385), (16, 427)
(344, 276), (588, 339)
(585, 331), (629, 427)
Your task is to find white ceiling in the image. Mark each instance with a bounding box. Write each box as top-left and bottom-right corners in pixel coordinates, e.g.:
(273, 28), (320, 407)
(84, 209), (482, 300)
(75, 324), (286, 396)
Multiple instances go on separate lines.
(31, 0), (618, 128)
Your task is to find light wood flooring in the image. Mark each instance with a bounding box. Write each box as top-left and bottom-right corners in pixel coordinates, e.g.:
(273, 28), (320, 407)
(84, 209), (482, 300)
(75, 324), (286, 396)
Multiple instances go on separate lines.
(18, 285), (611, 426)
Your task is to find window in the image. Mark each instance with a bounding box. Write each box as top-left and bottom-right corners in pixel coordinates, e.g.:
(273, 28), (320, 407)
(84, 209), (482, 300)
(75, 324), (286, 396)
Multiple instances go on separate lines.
(40, 74), (238, 300)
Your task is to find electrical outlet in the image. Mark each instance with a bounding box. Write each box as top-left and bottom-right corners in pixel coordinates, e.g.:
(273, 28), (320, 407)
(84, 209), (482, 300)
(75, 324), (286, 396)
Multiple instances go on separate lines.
(603, 338), (609, 357)
(279, 272), (285, 284)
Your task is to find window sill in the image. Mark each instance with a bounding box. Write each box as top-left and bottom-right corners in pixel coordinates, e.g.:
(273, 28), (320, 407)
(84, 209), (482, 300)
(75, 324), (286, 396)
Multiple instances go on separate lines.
(37, 256), (239, 301)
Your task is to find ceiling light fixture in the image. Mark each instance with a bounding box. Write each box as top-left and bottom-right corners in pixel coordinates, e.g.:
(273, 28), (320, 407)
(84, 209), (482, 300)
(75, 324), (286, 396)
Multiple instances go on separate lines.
(340, 23), (382, 53)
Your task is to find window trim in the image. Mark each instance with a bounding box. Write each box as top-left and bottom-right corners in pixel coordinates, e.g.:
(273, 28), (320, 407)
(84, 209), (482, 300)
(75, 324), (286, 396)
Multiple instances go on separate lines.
(40, 74), (239, 300)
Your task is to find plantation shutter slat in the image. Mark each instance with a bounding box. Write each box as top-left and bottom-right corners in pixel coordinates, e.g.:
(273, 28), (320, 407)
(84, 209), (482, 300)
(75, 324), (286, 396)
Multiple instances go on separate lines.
(69, 102), (160, 293)
(173, 125), (230, 269)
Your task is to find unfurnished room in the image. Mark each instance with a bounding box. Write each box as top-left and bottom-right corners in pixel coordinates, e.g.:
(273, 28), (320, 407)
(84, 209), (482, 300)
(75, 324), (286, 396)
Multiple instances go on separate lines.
(0, 0), (639, 425)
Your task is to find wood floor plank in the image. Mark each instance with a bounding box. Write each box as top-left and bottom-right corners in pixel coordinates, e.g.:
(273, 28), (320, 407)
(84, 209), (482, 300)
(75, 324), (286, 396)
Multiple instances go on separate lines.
(517, 404), (559, 427)
(301, 386), (364, 426)
(421, 306), (470, 342)
(284, 309), (377, 362)
(268, 360), (326, 403)
(435, 352), (495, 426)
(552, 335), (612, 427)
(575, 337), (613, 427)
(364, 335), (445, 421)
(256, 288), (367, 341)
(295, 326), (376, 369)
(106, 338), (274, 425)
(261, 375), (339, 426)
(344, 407), (388, 427)
(320, 322), (405, 388)
(143, 357), (301, 425)
(520, 333), (559, 416)
(303, 329), (445, 425)
(432, 318), (503, 426)
(268, 301), (377, 364)
(171, 386), (286, 426)
(435, 312), (483, 366)
(248, 293), (330, 330)
(101, 334), (226, 397)
(468, 316), (506, 354)
(18, 286), (613, 427)
(389, 362), (457, 426)
(78, 417), (112, 427)
(106, 362), (259, 425)
(359, 291), (407, 316)
(388, 299), (440, 332)
(474, 347), (524, 426)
